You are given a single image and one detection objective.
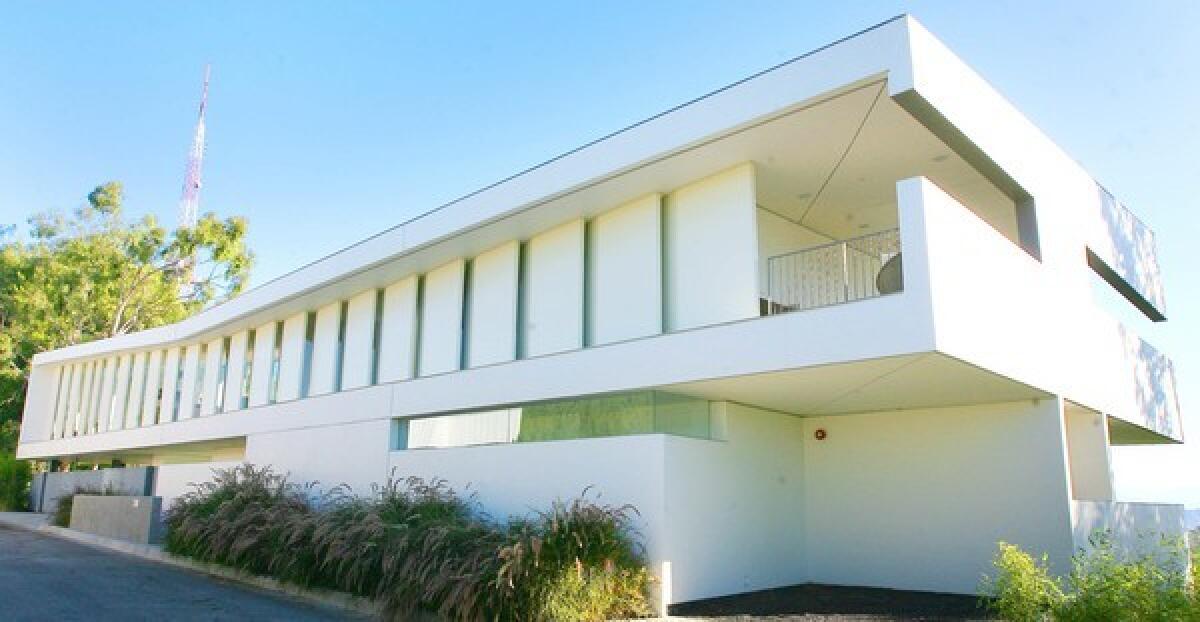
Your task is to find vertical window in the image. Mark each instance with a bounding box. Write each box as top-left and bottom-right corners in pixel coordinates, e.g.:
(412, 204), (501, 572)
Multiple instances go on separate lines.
(334, 301), (349, 392)
(171, 356), (185, 421)
(370, 289), (384, 385)
(215, 336), (231, 413)
(194, 343), (207, 417)
(300, 311), (316, 398)
(241, 330), (255, 409)
(154, 350), (168, 424)
(268, 322), (284, 404)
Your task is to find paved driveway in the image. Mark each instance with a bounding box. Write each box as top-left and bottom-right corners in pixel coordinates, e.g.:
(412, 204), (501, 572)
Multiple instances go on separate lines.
(0, 525), (362, 621)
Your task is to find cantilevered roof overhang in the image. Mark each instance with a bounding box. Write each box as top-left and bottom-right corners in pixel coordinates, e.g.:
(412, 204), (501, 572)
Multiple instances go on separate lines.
(35, 15), (943, 366)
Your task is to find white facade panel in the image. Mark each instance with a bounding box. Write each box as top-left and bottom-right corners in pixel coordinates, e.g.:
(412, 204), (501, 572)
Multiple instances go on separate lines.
(125, 352), (147, 428)
(109, 354), (133, 431)
(159, 347), (182, 423)
(467, 241), (519, 367)
(97, 357), (117, 432)
(308, 302), (342, 396)
(139, 350), (163, 426)
(341, 290), (377, 390)
(276, 313), (308, 402)
(419, 260), (465, 376)
(223, 331), (249, 412)
(200, 338), (224, 416)
(177, 344), (202, 420)
(588, 194), (663, 345)
(76, 361), (96, 435)
(248, 322), (277, 407)
(66, 363), (85, 437)
(378, 276), (418, 383)
(87, 359), (109, 434)
(53, 365), (74, 439)
(523, 219), (584, 357)
(664, 163), (759, 331)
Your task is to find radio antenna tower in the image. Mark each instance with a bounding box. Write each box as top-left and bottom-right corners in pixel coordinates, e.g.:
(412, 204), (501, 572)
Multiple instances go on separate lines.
(178, 64), (210, 229)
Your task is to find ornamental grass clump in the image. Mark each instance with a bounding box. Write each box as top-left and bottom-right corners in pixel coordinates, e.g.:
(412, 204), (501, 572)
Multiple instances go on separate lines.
(163, 464), (652, 621)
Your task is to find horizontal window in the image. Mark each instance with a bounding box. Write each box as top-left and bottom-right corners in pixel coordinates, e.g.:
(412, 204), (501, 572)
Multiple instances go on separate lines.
(392, 390), (712, 450)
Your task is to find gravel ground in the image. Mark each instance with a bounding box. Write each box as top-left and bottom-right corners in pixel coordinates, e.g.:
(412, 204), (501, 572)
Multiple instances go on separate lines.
(669, 583), (995, 621)
(0, 525), (362, 621)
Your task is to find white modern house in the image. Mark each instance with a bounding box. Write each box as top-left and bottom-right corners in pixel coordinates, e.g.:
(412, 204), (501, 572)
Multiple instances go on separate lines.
(17, 15), (1186, 609)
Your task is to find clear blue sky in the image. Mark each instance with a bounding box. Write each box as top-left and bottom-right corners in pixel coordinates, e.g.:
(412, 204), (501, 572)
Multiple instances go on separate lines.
(2, 2), (1197, 503)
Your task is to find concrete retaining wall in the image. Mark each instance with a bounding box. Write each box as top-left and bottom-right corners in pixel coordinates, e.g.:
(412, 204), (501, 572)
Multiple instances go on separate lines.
(31, 467), (156, 514)
(68, 495), (164, 544)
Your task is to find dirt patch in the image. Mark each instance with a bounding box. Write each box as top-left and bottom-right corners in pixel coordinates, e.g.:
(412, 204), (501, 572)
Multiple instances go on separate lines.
(669, 583), (994, 621)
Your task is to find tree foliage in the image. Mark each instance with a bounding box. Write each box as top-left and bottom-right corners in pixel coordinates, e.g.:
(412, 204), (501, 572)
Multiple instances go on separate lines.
(0, 181), (253, 426)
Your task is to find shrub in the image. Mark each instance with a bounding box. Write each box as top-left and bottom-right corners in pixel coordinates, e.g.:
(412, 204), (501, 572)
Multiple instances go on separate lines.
(981, 532), (1197, 621)
(0, 451), (31, 511)
(980, 542), (1064, 622)
(163, 464), (653, 621)
(1056, 531), (1191, 622)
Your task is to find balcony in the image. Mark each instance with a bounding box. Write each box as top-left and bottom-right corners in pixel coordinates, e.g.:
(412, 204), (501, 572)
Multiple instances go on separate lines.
(763, 228), (902, 315)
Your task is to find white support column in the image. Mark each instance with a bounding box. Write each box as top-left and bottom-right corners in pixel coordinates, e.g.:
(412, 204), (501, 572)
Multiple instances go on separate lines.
(419, 259), (465, 376)
(125, 352), (147, 428)
(276, 312), (308, 402)
(109, 354), (133, 431)
(378, 276), (418, 383)
(159, 347), (182, 423)
(177, 344), (202, 420)
(467, 241), (519, 367)
(341, 290), (377, 390)
(96, 357), (118, 433)
(523, 219), (585, 357)
(308, 302), (342, 396)
(249, 322), (277, 407)
(85, 359), (106, 434)
(200, 338), (224, 415)
(588, 194), (663, 345)
(664, 163), (759, 331)
(141, 350), (165, 425)
(223, 331), (249, 412)
(68, 362), (88, 436)
(53, 365), (73, 439)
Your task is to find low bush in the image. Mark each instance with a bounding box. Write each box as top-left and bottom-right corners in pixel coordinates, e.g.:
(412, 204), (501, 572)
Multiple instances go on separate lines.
(163, 464), (652, 621)
(981, 532), (1196, 621)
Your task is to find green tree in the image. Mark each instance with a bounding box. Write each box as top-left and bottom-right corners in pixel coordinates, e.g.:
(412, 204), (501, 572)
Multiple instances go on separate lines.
(0, 181), (253, 427)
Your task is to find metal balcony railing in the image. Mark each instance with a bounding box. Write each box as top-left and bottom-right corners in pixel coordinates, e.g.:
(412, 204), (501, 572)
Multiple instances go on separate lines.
(765, 228), (902, 314)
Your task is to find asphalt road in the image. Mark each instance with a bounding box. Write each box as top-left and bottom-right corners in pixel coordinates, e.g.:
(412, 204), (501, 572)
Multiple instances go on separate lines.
(0, 525), (362, 621)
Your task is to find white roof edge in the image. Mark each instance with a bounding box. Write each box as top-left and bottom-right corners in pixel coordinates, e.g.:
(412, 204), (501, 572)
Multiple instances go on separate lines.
(34, 14), (916, 366)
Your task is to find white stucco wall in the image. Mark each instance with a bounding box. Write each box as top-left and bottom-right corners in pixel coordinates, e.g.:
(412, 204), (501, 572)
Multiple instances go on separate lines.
(154, 460), (243, 513)
(802, 399), (1076, 594)
(1064, 405), (1114, 501)
(245, 418), (392, 496)
(661, 403), (807, 604)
